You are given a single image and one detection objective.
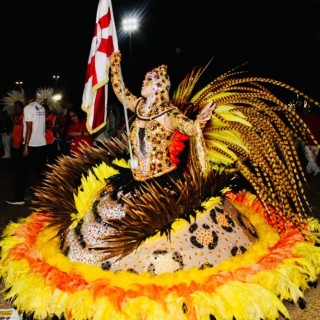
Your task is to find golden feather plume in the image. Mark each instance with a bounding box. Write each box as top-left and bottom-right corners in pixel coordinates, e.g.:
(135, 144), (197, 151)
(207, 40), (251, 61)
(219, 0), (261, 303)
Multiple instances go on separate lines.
(172, 65), (320, 235)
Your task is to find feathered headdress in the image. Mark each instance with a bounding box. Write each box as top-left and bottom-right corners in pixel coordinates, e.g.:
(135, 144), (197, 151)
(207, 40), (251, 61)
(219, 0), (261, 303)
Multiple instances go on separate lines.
(36, 87), (63, 114)
(0, 89), (26, 115)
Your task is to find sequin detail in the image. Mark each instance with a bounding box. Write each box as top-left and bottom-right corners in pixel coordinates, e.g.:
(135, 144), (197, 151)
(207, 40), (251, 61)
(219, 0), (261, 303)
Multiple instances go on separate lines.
(130, 120), (176, 181)
(65, 200), (256, 274)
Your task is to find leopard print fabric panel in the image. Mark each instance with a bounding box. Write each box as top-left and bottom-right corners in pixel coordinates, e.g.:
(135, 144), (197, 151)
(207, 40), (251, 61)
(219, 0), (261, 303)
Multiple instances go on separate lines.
(65, 193), (257, 274)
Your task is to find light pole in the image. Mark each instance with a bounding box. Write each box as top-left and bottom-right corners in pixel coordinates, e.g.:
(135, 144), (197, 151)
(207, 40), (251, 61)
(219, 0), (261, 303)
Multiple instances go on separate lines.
(52, 75), (60, 89)
(121, 17), (139, 66)
(15, 81), (23, 90)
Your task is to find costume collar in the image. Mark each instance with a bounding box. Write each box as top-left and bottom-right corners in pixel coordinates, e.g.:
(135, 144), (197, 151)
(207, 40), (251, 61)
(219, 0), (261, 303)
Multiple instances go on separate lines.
(136, 98), (174, 120)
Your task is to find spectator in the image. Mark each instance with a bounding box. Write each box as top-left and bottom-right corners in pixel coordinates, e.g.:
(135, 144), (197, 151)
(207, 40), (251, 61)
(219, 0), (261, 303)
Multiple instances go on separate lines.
(7, 100), (25, 202)
(44, 104), (60, 164)
(57, 106), (70, 155)
(65, 107), (93, 155)
(11, 101), (25, 150)
(0, 109), (13, 159)
(6, 96), (47, 205)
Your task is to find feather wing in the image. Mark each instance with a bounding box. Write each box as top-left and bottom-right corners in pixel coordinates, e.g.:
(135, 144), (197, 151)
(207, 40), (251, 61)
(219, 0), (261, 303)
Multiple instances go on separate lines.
(172, 64), (320, 235)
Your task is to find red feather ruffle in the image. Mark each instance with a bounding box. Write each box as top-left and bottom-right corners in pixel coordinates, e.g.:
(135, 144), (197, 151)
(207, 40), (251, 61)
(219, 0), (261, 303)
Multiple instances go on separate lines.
(168, 131), (190, 164)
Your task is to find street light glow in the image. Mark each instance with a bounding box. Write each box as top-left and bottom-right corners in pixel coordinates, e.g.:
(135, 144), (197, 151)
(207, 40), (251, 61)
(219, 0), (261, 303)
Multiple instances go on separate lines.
(52, 94), (62, 102)
(122, 17), (139, 32)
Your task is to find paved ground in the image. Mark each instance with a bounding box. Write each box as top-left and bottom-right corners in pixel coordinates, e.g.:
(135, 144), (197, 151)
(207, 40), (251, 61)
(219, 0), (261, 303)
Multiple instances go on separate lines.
(0, 158), (33, 232)
(0, 157), (319, 319)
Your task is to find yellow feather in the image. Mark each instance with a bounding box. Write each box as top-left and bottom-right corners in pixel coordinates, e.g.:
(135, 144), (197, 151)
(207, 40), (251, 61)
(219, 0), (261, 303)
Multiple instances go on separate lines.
(206, 130), (248, 153)
(92, 297), (123, 320)
(65, 291), (95, 320)
(216, 112), (252, 126)
(206, 140), (238, 160)
(207, 149), (235, 165)
(191, 89), (236, 103)
(49, 290), (70, 318)
(71, 162), (122, 227)
(123, 297), (179, 320)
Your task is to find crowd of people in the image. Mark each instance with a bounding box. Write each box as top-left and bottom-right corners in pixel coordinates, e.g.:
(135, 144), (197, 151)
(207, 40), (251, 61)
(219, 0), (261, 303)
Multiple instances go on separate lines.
(0, 94), (97, 205)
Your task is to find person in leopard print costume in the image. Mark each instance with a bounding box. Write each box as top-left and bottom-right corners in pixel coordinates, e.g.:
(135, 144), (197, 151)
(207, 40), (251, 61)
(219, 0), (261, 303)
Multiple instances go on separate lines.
(109, 51), (215, 181)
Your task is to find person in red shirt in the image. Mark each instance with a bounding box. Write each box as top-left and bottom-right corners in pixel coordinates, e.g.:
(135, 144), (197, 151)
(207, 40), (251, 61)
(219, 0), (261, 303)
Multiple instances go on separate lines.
(11, 101), (24, 150)
(44, 104), (60, 164)
(65, 107), (93, 155)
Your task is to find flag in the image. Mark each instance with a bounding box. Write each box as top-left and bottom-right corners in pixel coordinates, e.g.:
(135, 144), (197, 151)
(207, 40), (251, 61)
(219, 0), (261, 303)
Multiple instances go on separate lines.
(81, 0), (118, 134)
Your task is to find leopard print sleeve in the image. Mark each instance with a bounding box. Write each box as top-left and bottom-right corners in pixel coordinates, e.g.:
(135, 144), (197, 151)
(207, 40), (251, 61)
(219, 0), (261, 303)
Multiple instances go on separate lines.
(110, 61), (138, 112)
(167, 107), (197, 136)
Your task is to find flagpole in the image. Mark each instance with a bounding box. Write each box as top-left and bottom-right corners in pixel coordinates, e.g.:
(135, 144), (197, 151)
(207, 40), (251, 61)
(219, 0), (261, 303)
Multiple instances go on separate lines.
(109, 0), (137, 169)
(118, 67), (137, 169)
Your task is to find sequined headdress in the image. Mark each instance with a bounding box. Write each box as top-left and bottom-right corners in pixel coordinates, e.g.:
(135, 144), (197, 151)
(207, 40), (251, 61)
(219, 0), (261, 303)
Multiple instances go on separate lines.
(146, 64), (171, 101)
(136, 65), (173, 119)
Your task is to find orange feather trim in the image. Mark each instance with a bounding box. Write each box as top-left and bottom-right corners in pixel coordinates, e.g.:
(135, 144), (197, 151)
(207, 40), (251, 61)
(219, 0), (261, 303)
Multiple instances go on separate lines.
(6, 213), (305, 301)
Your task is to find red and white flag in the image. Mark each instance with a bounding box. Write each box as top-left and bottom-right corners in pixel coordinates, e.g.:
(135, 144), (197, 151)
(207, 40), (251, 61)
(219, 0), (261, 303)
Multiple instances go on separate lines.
(82, 0), (118, 134)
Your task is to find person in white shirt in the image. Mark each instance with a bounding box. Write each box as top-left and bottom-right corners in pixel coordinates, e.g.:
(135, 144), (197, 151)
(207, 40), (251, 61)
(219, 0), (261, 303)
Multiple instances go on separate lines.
(6, 97), (47, 205)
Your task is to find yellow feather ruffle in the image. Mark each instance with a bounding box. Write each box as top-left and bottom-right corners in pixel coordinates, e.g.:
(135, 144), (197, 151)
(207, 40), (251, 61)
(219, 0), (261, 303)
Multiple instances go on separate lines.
(1, 194), (320, 320)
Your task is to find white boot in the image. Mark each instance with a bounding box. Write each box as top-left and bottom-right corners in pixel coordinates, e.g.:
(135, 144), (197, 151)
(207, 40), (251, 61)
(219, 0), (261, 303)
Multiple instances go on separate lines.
(1, 133), (11, 158)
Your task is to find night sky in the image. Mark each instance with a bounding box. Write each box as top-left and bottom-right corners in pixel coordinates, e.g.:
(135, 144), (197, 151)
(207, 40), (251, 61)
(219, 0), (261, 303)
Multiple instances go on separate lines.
(1, 0), (320, 107)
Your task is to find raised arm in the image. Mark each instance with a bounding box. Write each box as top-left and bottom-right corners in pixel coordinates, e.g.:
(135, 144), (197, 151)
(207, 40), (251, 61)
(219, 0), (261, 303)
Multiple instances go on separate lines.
(109, 51), (139, 113)
(165, 101), (216, 135)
